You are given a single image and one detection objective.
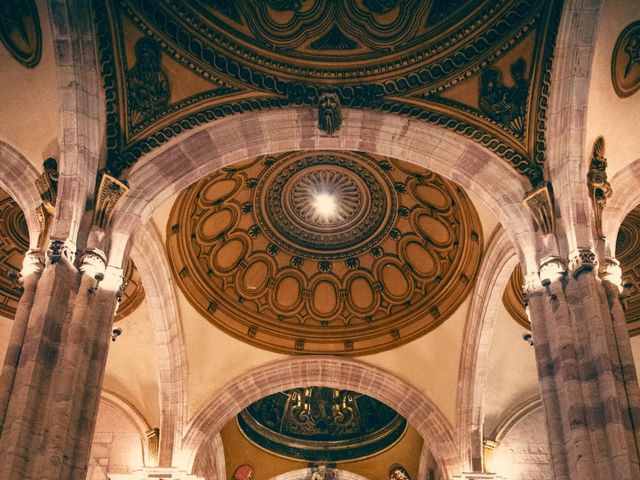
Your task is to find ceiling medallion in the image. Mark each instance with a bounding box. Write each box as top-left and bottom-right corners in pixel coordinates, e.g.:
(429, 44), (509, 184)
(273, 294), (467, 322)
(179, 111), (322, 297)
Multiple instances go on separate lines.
(236, 387), (407, 462)
(612, 21), (640, 98)
(0, 188), (144, 321)
(167, 150), (483, 355)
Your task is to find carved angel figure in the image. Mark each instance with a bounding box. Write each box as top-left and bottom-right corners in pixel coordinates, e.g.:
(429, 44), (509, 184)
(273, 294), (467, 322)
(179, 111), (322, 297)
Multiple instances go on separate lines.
(389, 465), (411, 480)
(318, 93), (342, 135)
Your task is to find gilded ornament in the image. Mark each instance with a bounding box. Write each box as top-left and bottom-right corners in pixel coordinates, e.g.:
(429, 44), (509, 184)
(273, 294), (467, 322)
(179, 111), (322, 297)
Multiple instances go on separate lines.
(237, 387), (406, 462)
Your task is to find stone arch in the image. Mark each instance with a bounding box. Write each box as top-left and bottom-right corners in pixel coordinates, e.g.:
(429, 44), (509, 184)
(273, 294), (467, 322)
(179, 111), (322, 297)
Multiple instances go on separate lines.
(109, 108), (538, 271)
(182, 356), (460, 479)
(130, 222), (188, 467)
(602, 157), (640, 256)
(455, 227), (519, 472)
(0, 140), (42, 248)
(544, 0), (604, 255)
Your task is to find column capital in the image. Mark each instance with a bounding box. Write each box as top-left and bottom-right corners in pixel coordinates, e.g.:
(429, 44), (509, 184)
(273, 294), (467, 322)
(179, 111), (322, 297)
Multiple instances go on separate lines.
(599, 257), (623, 291)
(79, 249), (107, 280)
(568, 248), (597, 278)
(45, 239), (76, 268)
(539, 255), (566, 285)
(20, 249), (46, 279)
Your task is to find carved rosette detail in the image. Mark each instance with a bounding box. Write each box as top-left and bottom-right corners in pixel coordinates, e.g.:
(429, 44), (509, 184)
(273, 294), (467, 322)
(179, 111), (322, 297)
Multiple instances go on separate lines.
(167, 150), (483, 355)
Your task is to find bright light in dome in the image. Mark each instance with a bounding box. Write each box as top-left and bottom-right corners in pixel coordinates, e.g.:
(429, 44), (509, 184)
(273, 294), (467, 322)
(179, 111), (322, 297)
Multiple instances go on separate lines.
(313, 192), (337, 218)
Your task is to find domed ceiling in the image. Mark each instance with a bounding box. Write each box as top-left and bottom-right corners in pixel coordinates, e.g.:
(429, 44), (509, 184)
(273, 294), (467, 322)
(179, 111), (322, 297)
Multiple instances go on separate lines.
(0, 188), (144, 321)
(503, 204), (640, 335)
(237, 386), (407, 462)
(96, 0), (561, 185)
(166, 150), (482, 355)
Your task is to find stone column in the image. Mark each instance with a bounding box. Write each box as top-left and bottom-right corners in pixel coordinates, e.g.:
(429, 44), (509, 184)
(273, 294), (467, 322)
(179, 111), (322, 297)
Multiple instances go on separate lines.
(0, 240), (123, 480)
(0, 249), (46, 434)
(527, 250), (640, 480)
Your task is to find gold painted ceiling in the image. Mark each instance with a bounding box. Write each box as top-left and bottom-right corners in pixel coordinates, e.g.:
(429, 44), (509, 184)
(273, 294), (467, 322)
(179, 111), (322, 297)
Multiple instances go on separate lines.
(95, 0), (562, 184)
(167, 150), (483, 355)
(504, 205), (640, 335)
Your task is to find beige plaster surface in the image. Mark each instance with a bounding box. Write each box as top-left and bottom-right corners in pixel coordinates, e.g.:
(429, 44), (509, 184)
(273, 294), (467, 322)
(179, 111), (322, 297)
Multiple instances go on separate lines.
(104, 298), (161, 427)
(586, 0), (640, 176)
(483, 304), (539, 433)
(0, 0), (60, 169)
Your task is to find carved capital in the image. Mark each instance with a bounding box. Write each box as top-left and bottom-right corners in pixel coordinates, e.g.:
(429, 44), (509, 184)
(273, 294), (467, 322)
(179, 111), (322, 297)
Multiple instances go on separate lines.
(523, 182), (555, 235)
(599, 257), (623, 291)
(79, 249), (107, 280)
(46, 239), (76, 267)
(587, 136), (611, 239)
(94, 172), (129, 229)
(539, 255), (566, 285)
(568, 248), (597, 278)
(20, 248), (46, 279)
(523, 269), (544, 296)
(317, 93), (342, 135)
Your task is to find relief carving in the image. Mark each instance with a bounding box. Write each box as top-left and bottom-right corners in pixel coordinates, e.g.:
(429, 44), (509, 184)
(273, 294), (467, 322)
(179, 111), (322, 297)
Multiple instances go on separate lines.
(612, 21), (640, 98)
(127, 36), (171, 124)
(478, 58), (529, 136)
(587, 136), (611, 239)
(318, 93), (342, 135)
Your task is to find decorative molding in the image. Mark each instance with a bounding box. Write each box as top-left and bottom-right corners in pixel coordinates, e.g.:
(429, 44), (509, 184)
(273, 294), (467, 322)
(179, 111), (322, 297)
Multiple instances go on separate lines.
(587, 136), (611, 239)
(166, 150), (483, 355)
(523, 181), (555, 235)
(0, 0), (42, 67)
(612, 20), (640, 98)
(94, 0), (562, 184)
(93, 172), (129, 229)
